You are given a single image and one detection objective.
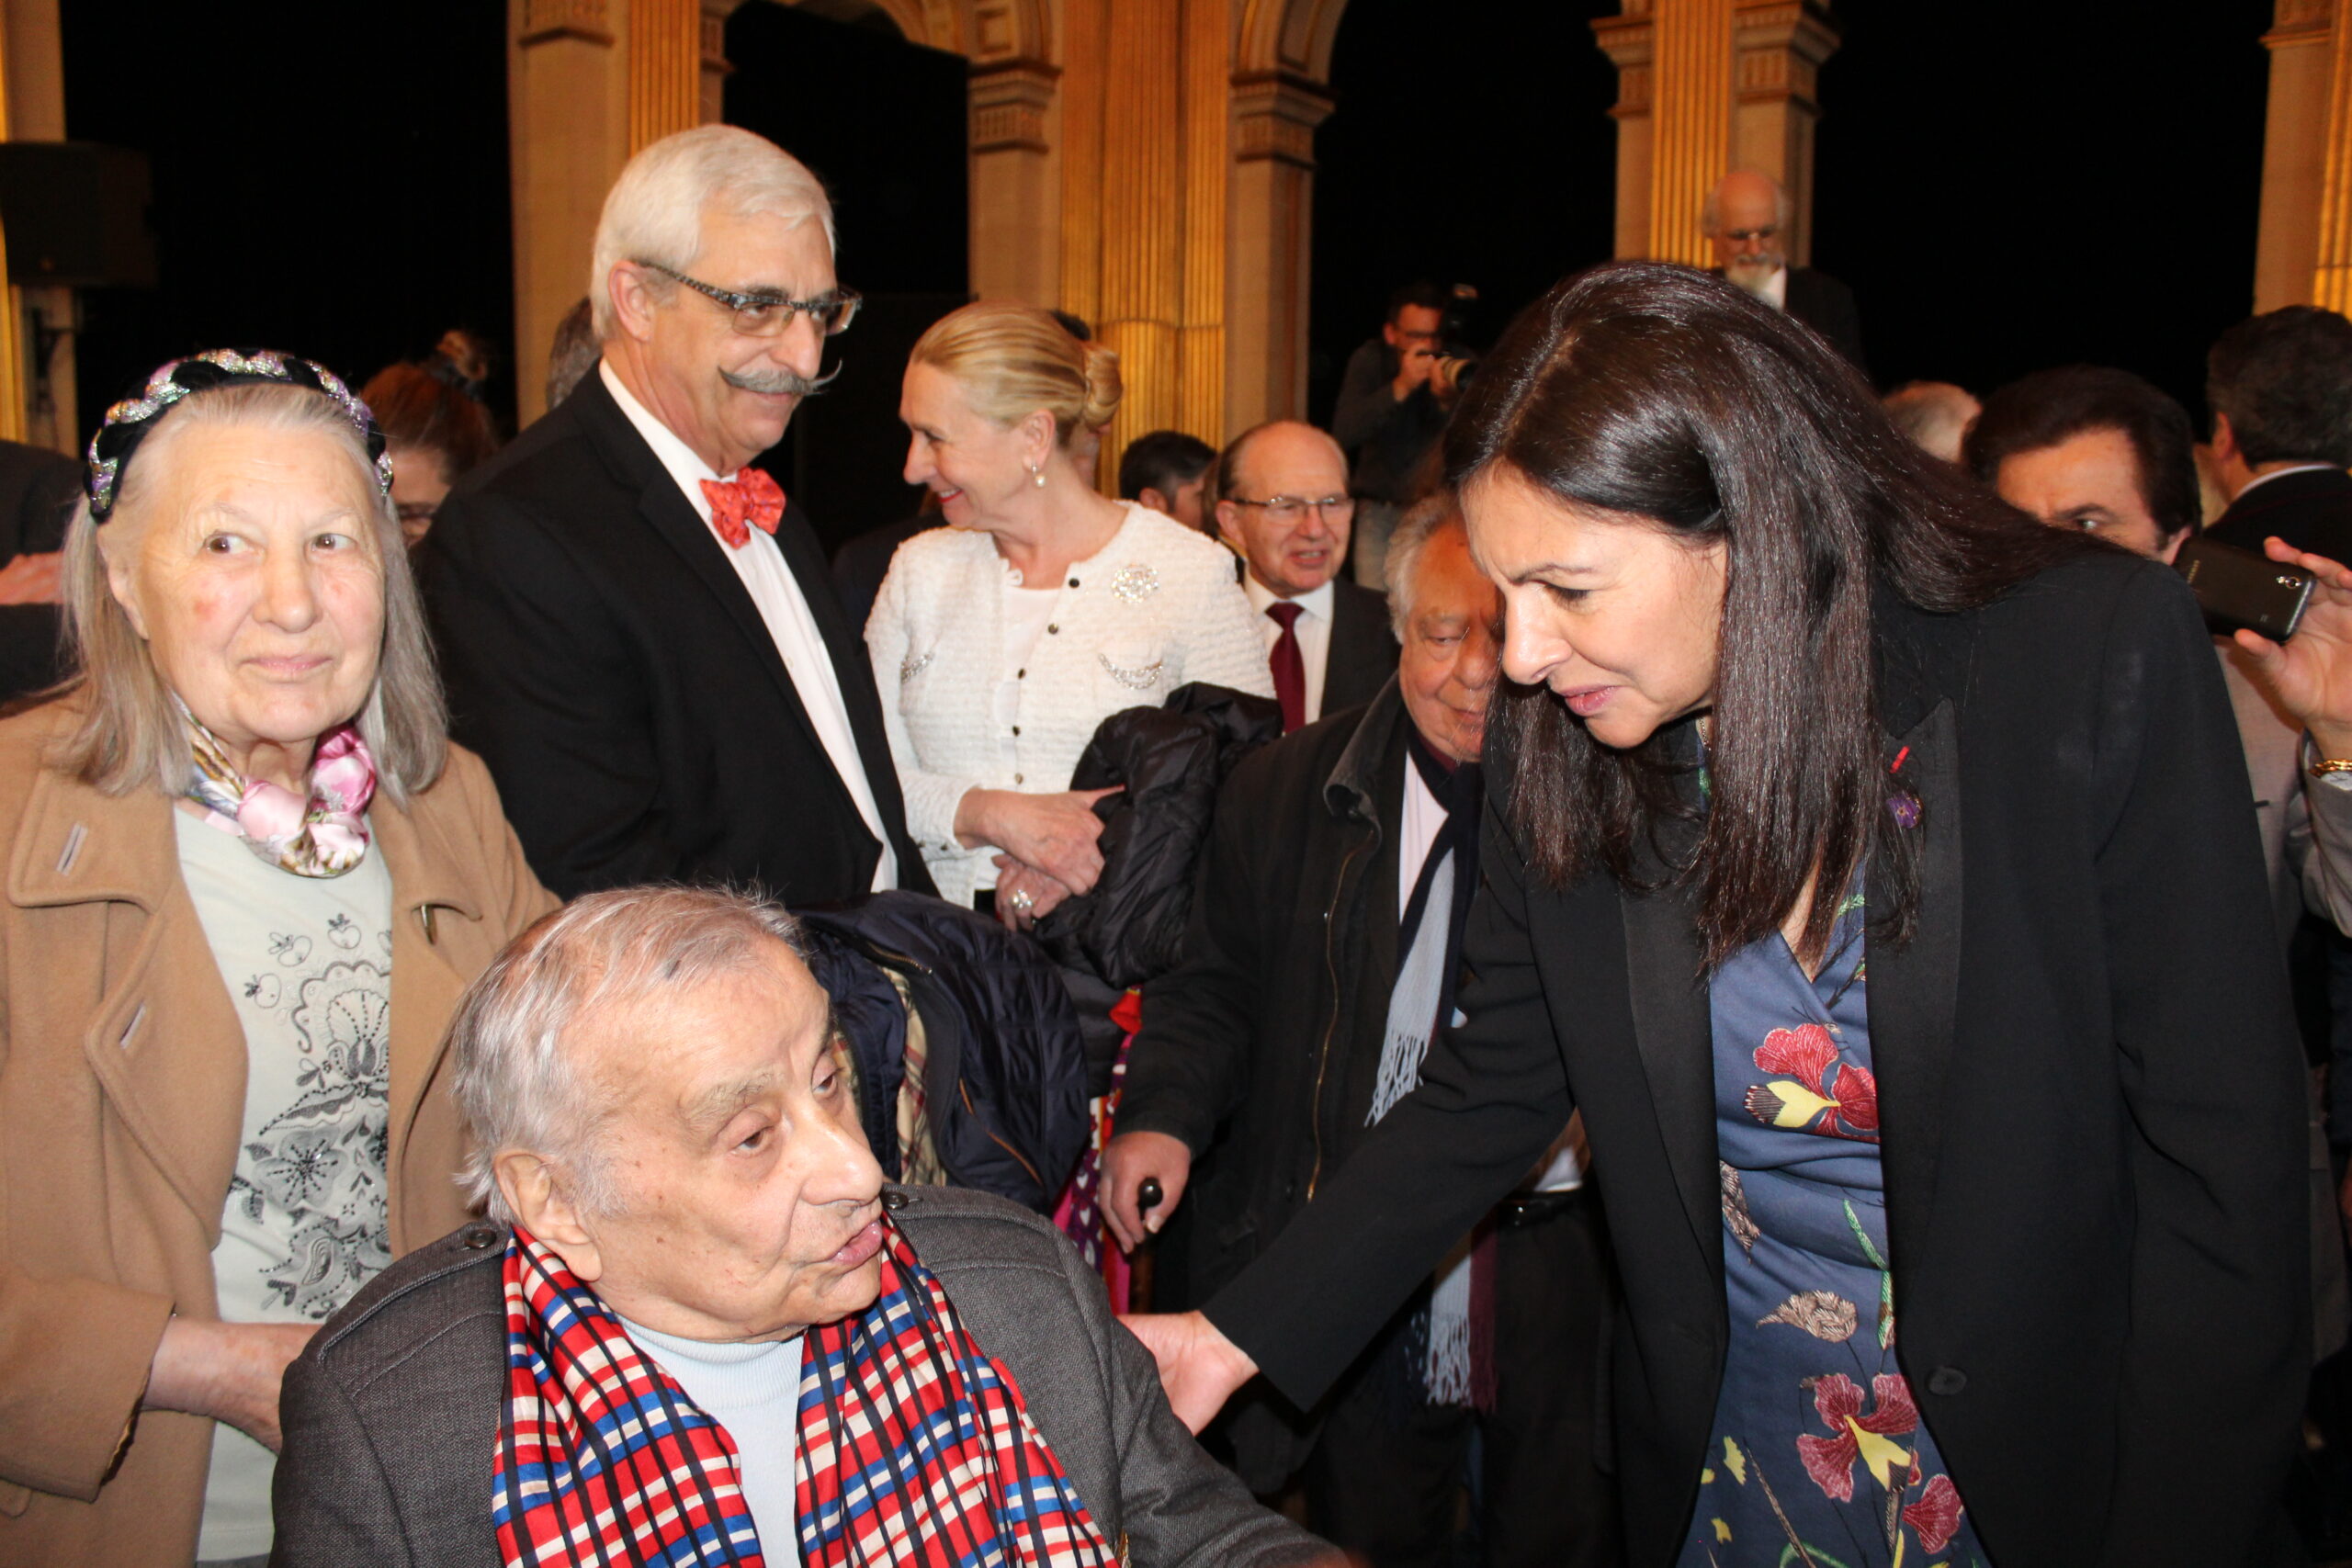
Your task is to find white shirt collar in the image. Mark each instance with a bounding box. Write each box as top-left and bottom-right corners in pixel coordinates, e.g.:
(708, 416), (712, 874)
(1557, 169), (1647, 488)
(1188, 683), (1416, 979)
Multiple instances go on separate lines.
(600, 359), (726, 521)
(2237, 462), (2341, 500)
(1242, 572), (1336, 623)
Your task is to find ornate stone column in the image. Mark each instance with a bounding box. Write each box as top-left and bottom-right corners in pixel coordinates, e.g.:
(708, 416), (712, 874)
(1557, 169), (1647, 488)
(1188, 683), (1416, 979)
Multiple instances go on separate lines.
(1591, 4), (1655, 260)
(969, 59), (1060, 303)
(1645, 0), (1732, 267)
(1225, 73), (1330, 434)
(2, 0), (65, 448)
(1732, 0), (1836, 265)
(510, 0), (628, 422)
(1593, 0), (1833, 265)
(2256, 0), (2333, 310)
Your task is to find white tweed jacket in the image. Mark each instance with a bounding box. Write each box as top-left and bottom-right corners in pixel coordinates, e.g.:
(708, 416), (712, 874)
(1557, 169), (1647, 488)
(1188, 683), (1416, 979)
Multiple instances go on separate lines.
(866, 502), (1275, 907)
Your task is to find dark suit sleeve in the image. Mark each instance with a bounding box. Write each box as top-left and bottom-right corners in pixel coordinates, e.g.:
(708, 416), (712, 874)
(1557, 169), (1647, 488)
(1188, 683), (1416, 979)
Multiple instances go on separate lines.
(1119, 760), (1278, 1154)
(271, 1348), (411, 1568)
(2091, 567), (2308, 1558)
(421, 491), (688, 899)
(1047, 1235), (1335, 1565)
(1201, 803), (1572, 1405)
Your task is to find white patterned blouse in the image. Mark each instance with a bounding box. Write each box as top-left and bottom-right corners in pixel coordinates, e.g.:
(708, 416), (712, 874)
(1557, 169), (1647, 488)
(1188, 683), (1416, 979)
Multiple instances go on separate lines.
(865, 502), (1275, 908)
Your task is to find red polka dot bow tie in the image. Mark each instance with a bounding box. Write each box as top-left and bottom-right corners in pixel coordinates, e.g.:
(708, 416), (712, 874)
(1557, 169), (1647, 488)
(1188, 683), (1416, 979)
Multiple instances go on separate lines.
(699, 466), (786, 549)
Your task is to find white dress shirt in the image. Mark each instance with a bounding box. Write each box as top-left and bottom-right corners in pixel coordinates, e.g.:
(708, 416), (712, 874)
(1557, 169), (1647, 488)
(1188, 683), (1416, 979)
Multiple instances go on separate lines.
(1758, 263), (1790, 310)
(1243, 574), (1337, 725)
(1398, 750), (1585, 1190)
(601, 360), (897, 891)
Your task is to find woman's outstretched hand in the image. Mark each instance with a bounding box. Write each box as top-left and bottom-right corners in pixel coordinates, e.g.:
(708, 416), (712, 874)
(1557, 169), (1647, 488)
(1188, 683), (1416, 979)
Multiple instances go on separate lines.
(1115, 1308), (1259, 1433)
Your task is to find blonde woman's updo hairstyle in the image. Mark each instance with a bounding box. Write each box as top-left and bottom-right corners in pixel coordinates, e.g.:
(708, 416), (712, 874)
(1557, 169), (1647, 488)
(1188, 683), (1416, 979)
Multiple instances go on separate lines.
(55, 380), (447, 802)
(910, 300), (1122, 447)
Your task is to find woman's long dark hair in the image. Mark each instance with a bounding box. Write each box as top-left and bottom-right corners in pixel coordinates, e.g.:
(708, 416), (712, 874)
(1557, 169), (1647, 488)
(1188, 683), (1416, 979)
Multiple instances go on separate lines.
(1449, 263), (2095, 968)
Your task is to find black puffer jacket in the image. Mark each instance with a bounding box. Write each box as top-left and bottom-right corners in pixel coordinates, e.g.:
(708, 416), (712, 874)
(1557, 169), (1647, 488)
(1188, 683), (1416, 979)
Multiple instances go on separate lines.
(797, 893), (1090, 1213)
(1034, 682), (1283, 992)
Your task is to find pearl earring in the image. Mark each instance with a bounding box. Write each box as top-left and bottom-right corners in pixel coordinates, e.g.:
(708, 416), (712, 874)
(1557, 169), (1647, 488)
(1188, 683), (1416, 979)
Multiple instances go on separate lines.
(1029, 461), (1046, 488)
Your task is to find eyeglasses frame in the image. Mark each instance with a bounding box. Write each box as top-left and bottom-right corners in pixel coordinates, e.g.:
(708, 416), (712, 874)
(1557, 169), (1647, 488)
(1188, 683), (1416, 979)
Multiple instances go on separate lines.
(633, 259), (863, 337)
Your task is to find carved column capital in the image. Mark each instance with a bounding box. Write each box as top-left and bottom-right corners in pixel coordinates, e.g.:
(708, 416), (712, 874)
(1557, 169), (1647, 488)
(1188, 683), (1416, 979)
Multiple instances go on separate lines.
(969, 58), (1059, 154)
(519, 0), (614, 47)
(2267, 0), (2335, 48)
(1231, 73), (1334, 168)
(1732, 0), (1838, 108)
(1591, 12), (1654, 119)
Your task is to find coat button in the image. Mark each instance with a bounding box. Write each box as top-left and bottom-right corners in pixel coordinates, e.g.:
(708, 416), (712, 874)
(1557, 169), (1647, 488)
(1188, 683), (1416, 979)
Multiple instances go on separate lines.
(1046, 624), (1059, 634)
(1928, 1366), (1967, 1396)
(1068, 577), (1080, 588)
(882, 1189), (909, 1211)
(1011, 725), (1021, 736)
(461, 1223), (500, 1250)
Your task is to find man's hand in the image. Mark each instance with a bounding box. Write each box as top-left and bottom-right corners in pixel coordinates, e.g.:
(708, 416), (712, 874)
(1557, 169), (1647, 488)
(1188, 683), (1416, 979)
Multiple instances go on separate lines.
(143, 1318), (319, 1451)
(1116, 1309), (1259, 1433)
(0, 551), (63, 605)
(1102, 1130), (1193, 1254)
(1390, 345), (1440, 401)
(2236, 537), (2352, 761)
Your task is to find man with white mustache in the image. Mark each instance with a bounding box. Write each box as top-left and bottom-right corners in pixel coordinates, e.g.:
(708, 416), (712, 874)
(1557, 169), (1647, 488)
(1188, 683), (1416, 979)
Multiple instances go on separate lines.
(421, 126), (933, 905)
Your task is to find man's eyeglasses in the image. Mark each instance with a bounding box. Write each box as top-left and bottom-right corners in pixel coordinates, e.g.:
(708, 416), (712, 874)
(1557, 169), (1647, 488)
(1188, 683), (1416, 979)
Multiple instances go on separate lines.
(1723, 225), (1781, 244)
(635, 260), (863, 338)
(1228, 495), (1356, 526)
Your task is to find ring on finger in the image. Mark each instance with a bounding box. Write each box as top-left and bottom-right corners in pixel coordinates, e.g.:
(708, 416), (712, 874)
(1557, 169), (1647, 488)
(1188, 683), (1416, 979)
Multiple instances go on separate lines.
(1010, 887), (1035, 914)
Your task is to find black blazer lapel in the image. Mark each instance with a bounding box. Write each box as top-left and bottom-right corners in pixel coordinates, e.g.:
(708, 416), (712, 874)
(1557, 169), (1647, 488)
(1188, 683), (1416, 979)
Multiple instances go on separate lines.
(1867, 696), (1963, 1253)
(1620, 828), (1722, 1272)
(571, 379), (852, 799)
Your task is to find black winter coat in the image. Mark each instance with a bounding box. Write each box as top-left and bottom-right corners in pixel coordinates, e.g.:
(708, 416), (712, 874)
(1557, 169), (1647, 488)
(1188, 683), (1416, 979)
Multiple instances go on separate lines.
(1207, 555), (2310, 1565)
(1035, 682), (1283, 992)
(797, 893), (1090, 1213)
(1119, 682), (1408, 1306)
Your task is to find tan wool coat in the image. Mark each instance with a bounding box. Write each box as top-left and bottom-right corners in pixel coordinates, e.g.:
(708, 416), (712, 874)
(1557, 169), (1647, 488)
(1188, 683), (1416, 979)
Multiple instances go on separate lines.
(0, 699), (557, 1568)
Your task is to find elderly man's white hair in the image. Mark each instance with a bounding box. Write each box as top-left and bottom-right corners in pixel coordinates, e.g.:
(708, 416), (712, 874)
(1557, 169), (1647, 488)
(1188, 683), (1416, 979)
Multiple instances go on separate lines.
(1382, 491), (1466, 640)
(1882, 380), (1982, 465)
(451, 886), (807, 1224)
(1701, 169), (1794, 236)
(589, 125), (836, 340)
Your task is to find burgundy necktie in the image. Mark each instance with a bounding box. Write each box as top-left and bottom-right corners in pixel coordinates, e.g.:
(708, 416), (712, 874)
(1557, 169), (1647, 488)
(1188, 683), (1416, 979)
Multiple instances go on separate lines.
(1267, 601), (1306, 734)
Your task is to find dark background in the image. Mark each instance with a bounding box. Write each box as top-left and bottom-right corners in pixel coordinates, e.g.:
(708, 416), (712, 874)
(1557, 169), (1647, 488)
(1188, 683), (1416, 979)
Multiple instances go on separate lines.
(723, 2), (968, 553)
(62, 0), (517, 436)
(47, 0), (2289, 515)
(1308, 0), (2278, 427)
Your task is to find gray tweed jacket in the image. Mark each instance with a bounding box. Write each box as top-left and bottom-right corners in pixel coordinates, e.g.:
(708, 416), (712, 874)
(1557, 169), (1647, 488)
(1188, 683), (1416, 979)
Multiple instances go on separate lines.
(269, 1186), (1331, 1568)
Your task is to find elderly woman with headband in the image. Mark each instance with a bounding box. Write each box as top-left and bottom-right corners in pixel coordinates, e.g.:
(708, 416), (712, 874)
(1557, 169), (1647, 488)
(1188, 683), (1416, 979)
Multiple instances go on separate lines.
(868, 300), (1272, 923)
(0, 352), (554, 1568)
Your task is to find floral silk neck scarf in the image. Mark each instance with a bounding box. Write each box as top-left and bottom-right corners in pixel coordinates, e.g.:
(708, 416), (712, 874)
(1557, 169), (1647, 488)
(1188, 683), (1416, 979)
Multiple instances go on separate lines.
(181, 705), (376, 876)
(492, 1219), (1120, 1568)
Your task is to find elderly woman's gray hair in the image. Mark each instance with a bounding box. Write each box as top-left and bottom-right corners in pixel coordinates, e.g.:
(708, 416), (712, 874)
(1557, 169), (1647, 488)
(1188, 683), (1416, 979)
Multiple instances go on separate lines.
(452, 886), (806, 1223)
(54, 380), (446, 802)
(590, 126), (836, 341)
(1381, 491), (1466, 640)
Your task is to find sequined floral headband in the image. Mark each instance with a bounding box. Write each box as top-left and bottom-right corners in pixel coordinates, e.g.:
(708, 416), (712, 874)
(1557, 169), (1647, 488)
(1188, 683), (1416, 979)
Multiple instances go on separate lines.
(85, 349), (393, 521)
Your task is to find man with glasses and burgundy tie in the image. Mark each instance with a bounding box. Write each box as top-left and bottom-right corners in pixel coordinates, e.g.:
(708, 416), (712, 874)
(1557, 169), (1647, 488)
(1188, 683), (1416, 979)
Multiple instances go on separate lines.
(1214, 422), (1399, 733)
(420, 126), (933, 904)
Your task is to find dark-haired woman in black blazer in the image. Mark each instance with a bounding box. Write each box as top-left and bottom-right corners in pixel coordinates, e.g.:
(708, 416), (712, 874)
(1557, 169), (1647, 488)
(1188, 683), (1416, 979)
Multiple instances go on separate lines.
(1129, 263), (2310, 1567)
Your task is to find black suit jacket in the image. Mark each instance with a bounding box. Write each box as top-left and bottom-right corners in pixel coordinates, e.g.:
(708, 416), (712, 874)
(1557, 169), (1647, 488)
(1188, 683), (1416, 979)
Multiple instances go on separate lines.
(2206, 465), (2352, 564)
(420, 374), (933, 903)
(270, 1192), (1330, 1568)
(1322, 579), (1399, 717)
(1207, 552), (2306, 1564)
(1783, 265), (1868, 379)
(0, 440), (76, 705)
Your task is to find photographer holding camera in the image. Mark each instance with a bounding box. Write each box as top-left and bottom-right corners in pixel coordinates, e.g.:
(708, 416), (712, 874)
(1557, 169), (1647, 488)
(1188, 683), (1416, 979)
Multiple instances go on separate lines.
(1333, 281), (1470, 588)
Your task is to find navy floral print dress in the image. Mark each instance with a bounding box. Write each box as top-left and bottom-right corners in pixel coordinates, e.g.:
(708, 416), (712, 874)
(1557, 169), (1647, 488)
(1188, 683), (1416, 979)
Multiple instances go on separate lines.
(1675, 885), (1988, 1567)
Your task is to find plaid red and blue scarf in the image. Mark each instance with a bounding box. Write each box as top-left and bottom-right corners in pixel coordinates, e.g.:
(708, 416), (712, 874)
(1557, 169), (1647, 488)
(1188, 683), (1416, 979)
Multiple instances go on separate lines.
(493, 1220), (1119, 1568)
